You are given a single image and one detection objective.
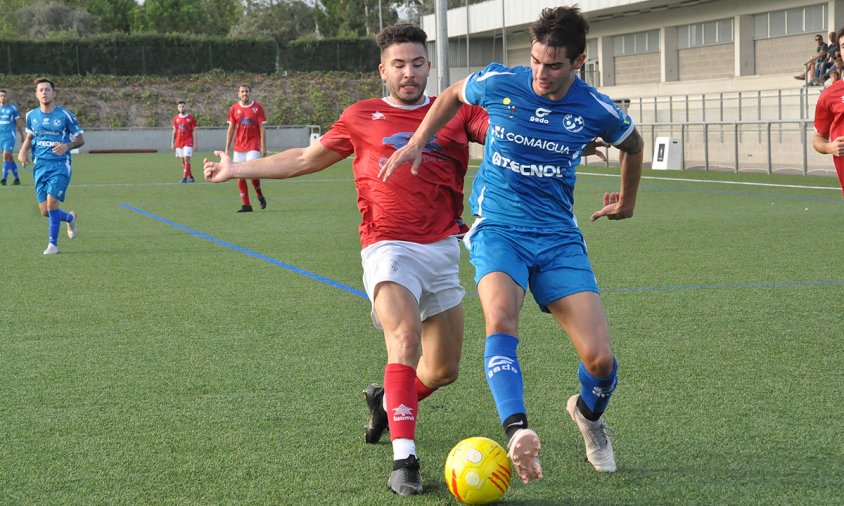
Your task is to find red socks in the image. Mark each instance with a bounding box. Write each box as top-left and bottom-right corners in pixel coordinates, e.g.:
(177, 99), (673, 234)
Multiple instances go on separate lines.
(384, 363), (418, 442)
(238, 179), (250, 205)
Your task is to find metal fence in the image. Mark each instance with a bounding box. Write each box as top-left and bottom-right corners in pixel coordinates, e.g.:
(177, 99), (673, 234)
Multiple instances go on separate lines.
(583, 119), (836, 178)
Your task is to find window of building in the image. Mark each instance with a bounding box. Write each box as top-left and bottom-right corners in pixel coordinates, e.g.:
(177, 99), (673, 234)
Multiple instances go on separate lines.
(754, 4), (826, 39)
(678, 18), (734, 49)
(613, 29), (659, 56)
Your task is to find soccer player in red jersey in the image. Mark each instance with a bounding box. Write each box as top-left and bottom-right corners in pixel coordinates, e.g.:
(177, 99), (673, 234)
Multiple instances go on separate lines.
(205, 24), (488, 496)
(813, 26), (844, 197)
(225, 84), (268, 212)
(172, 101), (197, 183)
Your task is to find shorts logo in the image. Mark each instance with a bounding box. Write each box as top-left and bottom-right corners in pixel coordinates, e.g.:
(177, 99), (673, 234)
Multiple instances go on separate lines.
(563, 114), (584, 133)
(487, 356), (519, 378)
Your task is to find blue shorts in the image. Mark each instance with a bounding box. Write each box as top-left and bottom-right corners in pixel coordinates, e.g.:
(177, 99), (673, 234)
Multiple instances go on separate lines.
(34, 160), (72, 203)
(464, 220), (599, 312)
(0, 134), (15, 153)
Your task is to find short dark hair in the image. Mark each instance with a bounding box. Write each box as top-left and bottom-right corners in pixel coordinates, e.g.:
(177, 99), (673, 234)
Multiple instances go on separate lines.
(376, 24), (427, 55)
(238, 84), (250, 91)
(177, 100), (186, 105)
(34, 77), (55, 90)
(0, 89), (6, 94)
(530, 6), (589, 62)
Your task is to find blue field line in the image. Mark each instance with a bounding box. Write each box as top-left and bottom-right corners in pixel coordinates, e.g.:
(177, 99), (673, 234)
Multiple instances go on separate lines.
(119, 203), (369, 300)
(603, 280), (842, 293)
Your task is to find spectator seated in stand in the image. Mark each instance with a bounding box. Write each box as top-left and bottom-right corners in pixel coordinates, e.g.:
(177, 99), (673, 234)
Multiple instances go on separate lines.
(794, 34), (828, 83)
(813, 31), (840, 85)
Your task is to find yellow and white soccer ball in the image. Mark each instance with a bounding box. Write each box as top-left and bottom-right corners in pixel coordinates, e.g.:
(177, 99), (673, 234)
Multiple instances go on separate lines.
(444, 436), (512, 504)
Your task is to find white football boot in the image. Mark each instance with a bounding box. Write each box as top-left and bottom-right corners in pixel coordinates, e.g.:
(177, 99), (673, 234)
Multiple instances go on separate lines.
(566, 394), (616, 472)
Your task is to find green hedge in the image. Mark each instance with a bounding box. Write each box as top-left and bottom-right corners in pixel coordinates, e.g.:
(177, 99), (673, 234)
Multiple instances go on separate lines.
(279, 38), (380, 72)
(0, 35), (381, 75)
(0, 34), (277, 76)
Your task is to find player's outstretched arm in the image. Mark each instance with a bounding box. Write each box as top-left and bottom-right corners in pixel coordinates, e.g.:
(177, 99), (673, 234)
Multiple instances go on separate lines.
(591, 128), (643, 222)
(378, 79), (468, 182)
(17, 134), (32, 166)
(204, 141), (345, 183)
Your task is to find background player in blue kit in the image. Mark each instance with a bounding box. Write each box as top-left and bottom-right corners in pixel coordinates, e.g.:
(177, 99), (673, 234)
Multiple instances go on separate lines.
(0, 89), (24, 185)
(381, 6), (644, 484)
(18, 77), (85, 255)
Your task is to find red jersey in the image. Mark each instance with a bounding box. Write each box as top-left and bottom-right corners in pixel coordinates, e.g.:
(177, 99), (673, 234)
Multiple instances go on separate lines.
(172, 113), (196, 148)
(813, 79), (844, 196)
(227, 101), (266, 152)
(320, 96), (489, 248)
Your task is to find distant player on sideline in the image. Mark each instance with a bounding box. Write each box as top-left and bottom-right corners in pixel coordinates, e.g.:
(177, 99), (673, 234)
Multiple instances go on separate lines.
(172, 100), (197, 183)
(18, 77), (85, 255)
(0, 89), (24, 185)
(205, 24), (489, 496)
(225, 84), (267, 212)
(381, 6), (644, 483)
(813, 26), (844, 197)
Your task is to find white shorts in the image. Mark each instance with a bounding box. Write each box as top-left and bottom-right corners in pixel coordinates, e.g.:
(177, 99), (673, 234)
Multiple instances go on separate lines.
(175, 147), (193, 158)
(233, 150), (261, 162)
(361, 238), (465, 329)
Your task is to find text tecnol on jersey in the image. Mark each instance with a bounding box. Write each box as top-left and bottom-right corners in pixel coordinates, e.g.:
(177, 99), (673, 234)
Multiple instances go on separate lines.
(491, 151), (567, 178)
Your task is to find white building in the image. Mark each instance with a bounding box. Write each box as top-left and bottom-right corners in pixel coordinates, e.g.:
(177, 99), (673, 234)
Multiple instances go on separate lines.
(422, 0), (843, 174)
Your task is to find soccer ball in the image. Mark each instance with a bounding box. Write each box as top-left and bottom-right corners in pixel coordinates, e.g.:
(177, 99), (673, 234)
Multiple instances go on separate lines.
(444, 436), (512, 504)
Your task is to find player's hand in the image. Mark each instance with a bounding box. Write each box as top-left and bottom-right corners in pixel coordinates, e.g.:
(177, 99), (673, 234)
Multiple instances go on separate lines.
(52, 143), (70, 156)
(590, 191), (635, 222)
(583, 139), (609, 162)
(829, 136), (844, 156)
(378, 143), (423, 182)
(204, 151), (234, 182)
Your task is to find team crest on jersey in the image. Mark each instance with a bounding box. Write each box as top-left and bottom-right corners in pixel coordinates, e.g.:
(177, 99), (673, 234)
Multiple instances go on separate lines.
(252, 107), (258, 113)
(53, 119), (61, 126)
(371, 111), (385, 120)
(563, 114), (584, 133)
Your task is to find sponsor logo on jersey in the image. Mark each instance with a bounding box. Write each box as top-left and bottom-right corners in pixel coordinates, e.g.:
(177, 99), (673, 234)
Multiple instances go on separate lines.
(487, 355), (519, 378)
(530, 107), (552, 124)
(563, 114), (584, 133)
(392, 404), (415, 421)
(490, 125), (572, 155)
(371, 111), (385, 120)
(491, 151), (569, 178)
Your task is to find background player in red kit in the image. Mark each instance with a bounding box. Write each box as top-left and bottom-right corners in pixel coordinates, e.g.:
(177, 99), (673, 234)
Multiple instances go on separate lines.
(204, 24), (488, 496)
(225, 84), (268, 212)
(814, 26), (844, 197)
(171, 100), (197, 183)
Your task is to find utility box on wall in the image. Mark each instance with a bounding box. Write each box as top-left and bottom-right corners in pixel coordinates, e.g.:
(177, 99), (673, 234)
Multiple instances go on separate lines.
(652, 137), (683, 170)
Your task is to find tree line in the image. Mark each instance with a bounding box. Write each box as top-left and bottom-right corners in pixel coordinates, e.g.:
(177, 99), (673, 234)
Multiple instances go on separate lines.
(0, 0), (490, 46)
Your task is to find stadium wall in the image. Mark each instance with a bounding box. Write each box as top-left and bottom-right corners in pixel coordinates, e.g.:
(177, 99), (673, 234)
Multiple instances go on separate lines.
(79, 126), (316, 154)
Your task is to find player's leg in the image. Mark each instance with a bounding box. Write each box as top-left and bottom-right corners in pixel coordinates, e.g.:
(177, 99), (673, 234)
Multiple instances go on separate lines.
(547, 292), (617, 472)
(184, 147), (194, 182)
(252, 179), (267, 209)
(373, 281), (424, 496)
(834, 155), (844, 197)
(2, 149), (17, 184)
(478, 272), (542, 483)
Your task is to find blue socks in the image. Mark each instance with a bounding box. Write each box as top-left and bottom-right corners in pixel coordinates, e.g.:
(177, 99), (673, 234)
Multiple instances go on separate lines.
(47, 208), (72, 245)
(2, 161), (17, 180)
(484, 333), (525, 424)
(578, 358), (618, 416)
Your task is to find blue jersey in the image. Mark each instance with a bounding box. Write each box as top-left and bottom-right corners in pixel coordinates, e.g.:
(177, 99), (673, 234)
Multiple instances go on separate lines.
(0, 104), (20, 140)
(462, 63), (634, 230)
(25, 106), (83, 165)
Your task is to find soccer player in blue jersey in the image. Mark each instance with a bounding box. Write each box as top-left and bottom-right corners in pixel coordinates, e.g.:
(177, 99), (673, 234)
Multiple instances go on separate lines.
(18, 77), (85, 255)
(381, 6), (644, 483)
(0, 89), (24, 186)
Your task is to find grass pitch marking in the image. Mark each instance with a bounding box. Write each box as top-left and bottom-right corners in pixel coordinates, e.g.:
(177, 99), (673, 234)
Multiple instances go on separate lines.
(120, 203), (368, 300)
